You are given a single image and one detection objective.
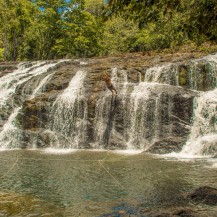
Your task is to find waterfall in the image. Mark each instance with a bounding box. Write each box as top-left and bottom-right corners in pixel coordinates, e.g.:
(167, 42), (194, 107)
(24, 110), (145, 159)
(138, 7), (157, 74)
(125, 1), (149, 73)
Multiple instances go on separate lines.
(0, 61), (58, 106)
(170, 54), (217, 157)
(125, 82), (157, 149)
(179, 88), (217, 157)
(30, 72), (54, 99)
(94, 68), (137, 148)
(94, 54), (216, 152)
(0, 62), (43, 106)
(0, 60), (69, 149)
(0, 53), (216, 152)
(0, 107), (22, 149)
(144, 63), (178, 86)
(94, 68), (176, 150)
(48, 70), (87, 148)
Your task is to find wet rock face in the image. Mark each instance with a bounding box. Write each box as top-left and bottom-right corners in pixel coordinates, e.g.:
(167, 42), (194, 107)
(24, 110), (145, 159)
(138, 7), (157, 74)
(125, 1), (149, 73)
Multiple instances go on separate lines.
(96, 85), (196, 151)
(148, 90), (196, 154)
(16, 63), (79, 131)
(0, 62), (18, 78)
(0, 53), (216, 151)
(178, 62), (217, 91)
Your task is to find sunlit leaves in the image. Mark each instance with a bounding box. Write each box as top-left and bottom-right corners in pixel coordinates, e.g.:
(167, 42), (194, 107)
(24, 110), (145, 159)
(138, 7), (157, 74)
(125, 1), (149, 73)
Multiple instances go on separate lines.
(107, 0), (217, 43)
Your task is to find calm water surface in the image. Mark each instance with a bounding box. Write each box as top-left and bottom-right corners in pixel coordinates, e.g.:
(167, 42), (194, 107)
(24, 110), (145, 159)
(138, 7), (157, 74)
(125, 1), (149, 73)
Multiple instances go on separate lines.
(0, 149), (216, 216)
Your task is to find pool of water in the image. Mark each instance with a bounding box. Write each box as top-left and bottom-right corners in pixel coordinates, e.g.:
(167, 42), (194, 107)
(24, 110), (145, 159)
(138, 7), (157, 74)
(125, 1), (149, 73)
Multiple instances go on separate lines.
(0, 149), (216, 216)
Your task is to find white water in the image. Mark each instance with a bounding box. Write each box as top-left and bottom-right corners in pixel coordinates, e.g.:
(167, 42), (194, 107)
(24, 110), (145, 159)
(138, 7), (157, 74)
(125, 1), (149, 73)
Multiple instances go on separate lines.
(166, 54), (217, 158)
(126, 82), (155, 149)
(0, 60), (72, 107)
(0, 60), (69, 149)
(177, 88), (217, 158)
(30, 72), (55, 99)
(144, 63), (178, 85)
(0, 107), (22, 149)
(0, 61), (52, 106)
(49, 70), (88, 148)
(200, 52), (217, 63)
(94, 68), (133, 148)
(0, 54), (216, 154)
(43, 148), (78, 155)
(94, 55), (216, 154)
(94, 67), (175, 150)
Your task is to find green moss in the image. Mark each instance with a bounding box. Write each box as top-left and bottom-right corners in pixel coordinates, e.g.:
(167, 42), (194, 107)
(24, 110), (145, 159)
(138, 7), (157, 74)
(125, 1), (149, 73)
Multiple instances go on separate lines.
(179, 67), (188, 86)
(141, 72), (145, 82)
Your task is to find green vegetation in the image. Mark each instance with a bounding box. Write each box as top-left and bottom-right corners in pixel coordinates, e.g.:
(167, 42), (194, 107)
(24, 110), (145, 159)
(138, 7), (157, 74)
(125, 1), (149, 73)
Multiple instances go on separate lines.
(0, 0), (216, 61)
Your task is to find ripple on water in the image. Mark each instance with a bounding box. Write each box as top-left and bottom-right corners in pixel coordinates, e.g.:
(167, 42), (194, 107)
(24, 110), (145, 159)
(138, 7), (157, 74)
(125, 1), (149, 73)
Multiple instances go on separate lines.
(0, 150), (216, 216)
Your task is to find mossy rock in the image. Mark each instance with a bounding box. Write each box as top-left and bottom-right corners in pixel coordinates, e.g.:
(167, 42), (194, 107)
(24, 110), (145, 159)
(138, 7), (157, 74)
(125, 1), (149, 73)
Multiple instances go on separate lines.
(178, 65), (189, 87)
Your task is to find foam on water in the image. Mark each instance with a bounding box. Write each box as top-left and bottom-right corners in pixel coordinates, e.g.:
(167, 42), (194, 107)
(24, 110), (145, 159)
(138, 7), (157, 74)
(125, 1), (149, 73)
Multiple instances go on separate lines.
(112, 149), (143, 155)
(164, 151), (213, 160)
(43, 148), (78, 155)
(42, 148), (143, 156)
(211, 162), (217, 168)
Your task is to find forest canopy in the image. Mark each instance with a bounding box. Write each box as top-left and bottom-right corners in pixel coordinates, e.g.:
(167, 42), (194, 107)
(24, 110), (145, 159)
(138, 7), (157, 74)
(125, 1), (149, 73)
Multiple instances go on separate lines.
(0, 0), (216, 61)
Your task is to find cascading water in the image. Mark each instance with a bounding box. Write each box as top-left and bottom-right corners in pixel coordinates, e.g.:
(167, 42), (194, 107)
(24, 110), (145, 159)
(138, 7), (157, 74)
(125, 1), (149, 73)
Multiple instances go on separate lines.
(0, 107), (22, 149)
(0, 60), (69, 149)
(125, 82), (174, 150)
(144, 63), (178, 86)
(0, 61), (56, 106)
(94, 68), (133, 148)
(178, 88), (217, 157)
(0, 53), (216, 154)
(48, 70), (88, 148)
(30, 72), (55, 99)
(169, 54), (217, 157)
(94, 68), (183, 150)
(94, 53), (217, 153)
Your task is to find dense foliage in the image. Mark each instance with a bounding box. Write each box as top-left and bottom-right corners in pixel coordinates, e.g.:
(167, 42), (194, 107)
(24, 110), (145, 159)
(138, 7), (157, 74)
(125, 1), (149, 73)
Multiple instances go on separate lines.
(0, 0), (216, 61)
(107, 0), (217, 43)
(0, 0), (103, 60)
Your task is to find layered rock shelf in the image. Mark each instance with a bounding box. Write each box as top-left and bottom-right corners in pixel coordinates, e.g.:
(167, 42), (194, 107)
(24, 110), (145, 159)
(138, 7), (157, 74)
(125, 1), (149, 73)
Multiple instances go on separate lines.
(0, 52), (216, 153)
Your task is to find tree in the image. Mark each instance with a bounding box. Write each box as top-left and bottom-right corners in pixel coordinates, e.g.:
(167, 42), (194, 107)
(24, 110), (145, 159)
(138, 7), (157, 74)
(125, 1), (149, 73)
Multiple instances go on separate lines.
(0, 0), (103, 60)
(26, 0), (77, 59)
(100, 16), (139, 55)
(58, 8), (103, 57)
(187, 0), (217, 42)
(85, 0), (104, 16)
(0, 0), (36, 60)
(106, 0), (217, 43)
(106, 0), (184, 25)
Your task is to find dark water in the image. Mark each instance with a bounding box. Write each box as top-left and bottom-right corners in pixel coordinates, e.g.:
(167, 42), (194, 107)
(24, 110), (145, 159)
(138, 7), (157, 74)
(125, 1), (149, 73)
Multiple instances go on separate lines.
(0, 149), (216, 216)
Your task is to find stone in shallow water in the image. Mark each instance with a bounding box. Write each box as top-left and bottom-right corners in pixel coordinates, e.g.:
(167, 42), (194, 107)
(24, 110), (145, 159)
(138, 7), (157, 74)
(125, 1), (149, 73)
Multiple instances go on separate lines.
(99, 203), (138, 217)
(0, 191), (64, 216)
(188, 186), (217, 205)
(140, 207), (197, 217)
